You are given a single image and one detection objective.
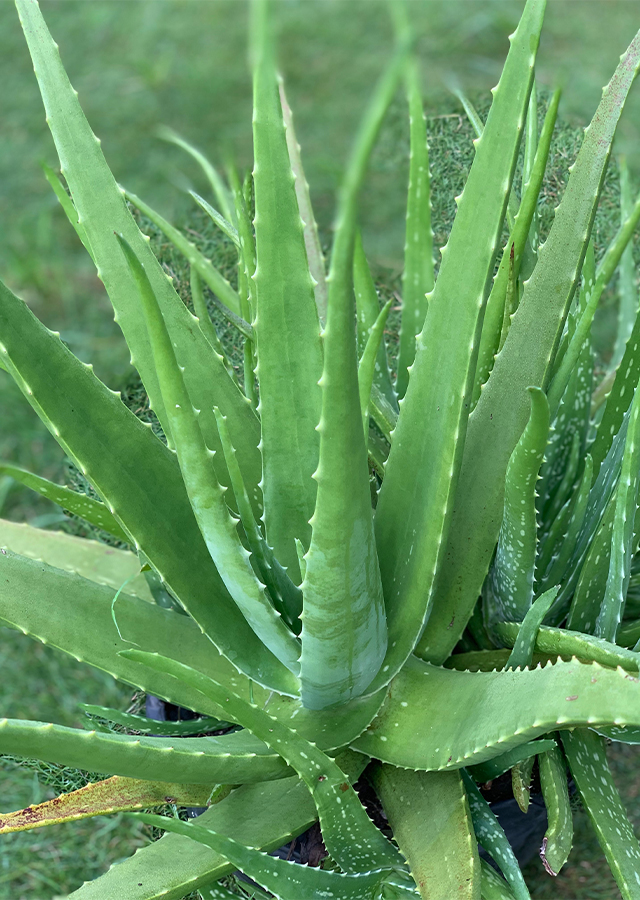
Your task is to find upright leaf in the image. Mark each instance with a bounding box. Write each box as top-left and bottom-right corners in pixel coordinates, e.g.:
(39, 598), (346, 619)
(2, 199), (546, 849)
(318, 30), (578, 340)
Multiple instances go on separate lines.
(418, 29), (640, 664)
(299, 33), (410, 710)
(612, 156), (638, 369)
(251, 0), (324, 578)
(375, 0), (545, 684)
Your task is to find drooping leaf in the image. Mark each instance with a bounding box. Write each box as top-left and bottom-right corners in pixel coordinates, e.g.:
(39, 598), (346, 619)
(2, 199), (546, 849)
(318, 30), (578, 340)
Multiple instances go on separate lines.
(418, 29), (640, 664)
(0, 775), (224, 834)
(468, 738), (557, 783)
(375, 0), (546, 679)
(79, 704), (226, 736)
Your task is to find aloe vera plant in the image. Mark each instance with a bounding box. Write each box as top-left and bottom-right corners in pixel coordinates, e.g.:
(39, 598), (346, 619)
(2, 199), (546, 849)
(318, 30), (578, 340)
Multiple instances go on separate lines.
(4, 1), (640, 898)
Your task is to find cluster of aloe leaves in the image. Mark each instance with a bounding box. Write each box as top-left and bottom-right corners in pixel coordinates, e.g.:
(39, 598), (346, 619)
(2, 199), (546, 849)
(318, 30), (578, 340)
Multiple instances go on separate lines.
(4, 0), (640, 897)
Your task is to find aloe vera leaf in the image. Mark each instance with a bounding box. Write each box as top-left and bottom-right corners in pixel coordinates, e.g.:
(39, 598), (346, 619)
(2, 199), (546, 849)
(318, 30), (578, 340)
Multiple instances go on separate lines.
(0, 718), (287, 785)
(354, 231), (397, 411)
(511, 755), (535, 813)
(418, 32), (640, 665)
(375, 0), (545, 680)
(547, 190), (640, 416)
(480, 859), (517, 900)
(497, 621), (640, 673)
(156, 126), (235, 224)
(0, 462), (128, 540)
(523, 80), (538, 194)
(229, 165), (257, 319)
(359, 300), (393, 438)
(189, 191), (240, 248)
(562, 729), (640, 900)
(487, 388), (549, 624)
(595, 369), (640, 642)
(496, 243), (517, 354)
(300, 37), (410, 710)
(122, 650), (407, 878)
(0, 775), (223, 834)
(131, 813), (390, 900)
(0, 518), (151, 602)
(353, 654), (640, 771)
(445, 650), (557, 673)
(461, 770), (530, 900)
(468, 738), (556, 783)
(251, 4), (324, 579)
(537, 453), (592, 591)
(370, 383), (397, 443)
(117, 234), (300, 675)
(612, 156), (639, 368)
(213, 407), (303, 630)
(17, 0), (263, 511)
(0, 549), (384, 751)
(124, 187), (241, 316)
(504, 586), (559, 670)
(396, 56), (434, 401)
(593, 723), (640, 743)
(79, 704), (226, 736)
(538, 744), (572, 876)
(567, 493), (616, 633)
(65, 774), (321, 900)
(41, 161), (91, 255)
(278, 77), (328, 322)
(473, 88), (561, 405)
(373, 766), (480, 900)
(189, 266), (235, 380)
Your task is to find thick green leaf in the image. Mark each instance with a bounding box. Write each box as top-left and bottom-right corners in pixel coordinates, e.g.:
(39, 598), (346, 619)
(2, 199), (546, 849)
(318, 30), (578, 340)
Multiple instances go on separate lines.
(353, 655), (640, 771)
(117, 233), (301, 676)
(612, 156), (639, 368)
(373, 766), (480, 900)
(122, 650), (408, 879)
(358, 299), (393, 437)
(480, 859), (517, 900)
(462, 771), (530, 900)
(251, 0), (324, 579)
(131, 813), (390, 900)
(0, 718), (287, 785)
(396, 54), (434, 401)
(486, 388), (549, 625)
(468, 738), (557, 783)
(354, 231), (397, 411)
(300, 34), (409, 710)
(0, 550), (384, 750)
(16, 0), (263, 515)
(0, 276), (293, 693)
(472, 88), (560, 405)
(418, 28), (640, 664)
(376, 0), (545, 678)
(278, 77), (328, 322)
(563, 729), (640, 900)
(0, 518), (151, 601)
(504, 587), (559, 670)
(79, 704), (225, 736)
(0, 462), (128, 541)
(496, 621), (640, 672)
(538, 744), (573, 876)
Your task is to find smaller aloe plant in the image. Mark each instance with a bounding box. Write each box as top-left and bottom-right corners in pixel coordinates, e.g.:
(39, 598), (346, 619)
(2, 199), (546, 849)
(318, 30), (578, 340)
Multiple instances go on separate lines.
(3, 1), (640, 898)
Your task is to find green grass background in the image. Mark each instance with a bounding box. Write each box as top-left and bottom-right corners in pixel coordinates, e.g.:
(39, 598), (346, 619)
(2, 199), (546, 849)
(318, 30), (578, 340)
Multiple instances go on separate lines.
(1, 1), (640, 897)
